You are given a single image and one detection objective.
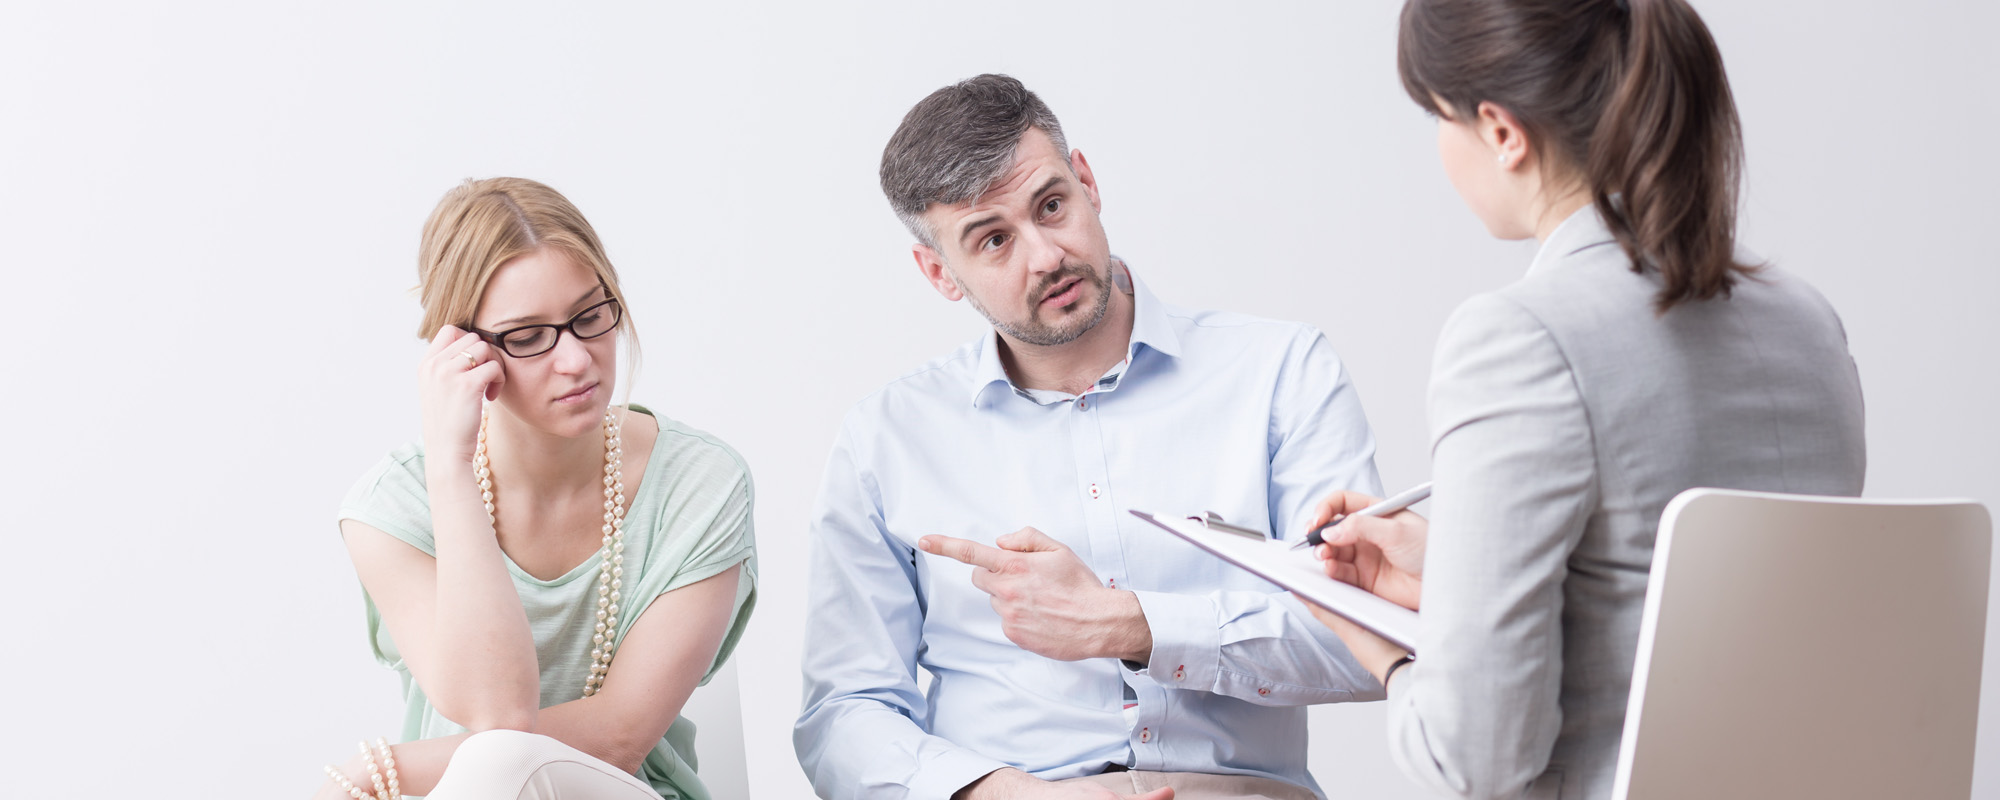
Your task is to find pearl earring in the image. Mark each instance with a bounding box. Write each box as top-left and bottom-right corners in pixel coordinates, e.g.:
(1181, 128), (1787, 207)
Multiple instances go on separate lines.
(1497, 154), (1508, 166)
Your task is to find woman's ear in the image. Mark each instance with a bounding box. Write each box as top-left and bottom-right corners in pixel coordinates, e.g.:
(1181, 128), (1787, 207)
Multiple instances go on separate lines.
(1476, 101), (1532, 171)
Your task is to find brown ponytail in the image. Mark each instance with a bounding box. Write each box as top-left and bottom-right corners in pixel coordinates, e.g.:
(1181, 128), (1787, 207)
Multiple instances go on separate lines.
(1398, 0), (1753, 311)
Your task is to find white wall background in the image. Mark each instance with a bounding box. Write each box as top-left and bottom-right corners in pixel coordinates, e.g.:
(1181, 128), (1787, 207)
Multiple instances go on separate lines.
(3, 2), (1994, 797)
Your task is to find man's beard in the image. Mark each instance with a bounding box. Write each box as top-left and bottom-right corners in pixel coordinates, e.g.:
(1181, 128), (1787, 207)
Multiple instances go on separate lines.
(961, 261), (1112, 347)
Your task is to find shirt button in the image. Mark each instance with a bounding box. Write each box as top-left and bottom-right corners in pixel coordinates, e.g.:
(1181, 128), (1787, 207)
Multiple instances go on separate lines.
(1173, 667), (1186, 682)
(1089, 483), (1101, 499)
(1139, 728), (1151, 744)
(1077, 397), (1089, 410)
(1257, 687), (1271, 697)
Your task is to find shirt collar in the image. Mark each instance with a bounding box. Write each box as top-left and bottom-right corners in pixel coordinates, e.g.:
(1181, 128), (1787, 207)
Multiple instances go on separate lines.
(968, 258), (1183, 406)
(1526, 204), (1620, 277)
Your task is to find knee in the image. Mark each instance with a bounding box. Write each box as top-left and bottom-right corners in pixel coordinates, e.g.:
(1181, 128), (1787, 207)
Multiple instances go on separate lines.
(449, 729), (562, 778)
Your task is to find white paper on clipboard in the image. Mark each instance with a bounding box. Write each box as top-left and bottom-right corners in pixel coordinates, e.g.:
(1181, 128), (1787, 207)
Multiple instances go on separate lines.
(1129, 509), (1421, 653)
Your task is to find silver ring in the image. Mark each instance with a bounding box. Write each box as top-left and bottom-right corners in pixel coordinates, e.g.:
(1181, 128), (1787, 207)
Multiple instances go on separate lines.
(459, 350), (479, 368)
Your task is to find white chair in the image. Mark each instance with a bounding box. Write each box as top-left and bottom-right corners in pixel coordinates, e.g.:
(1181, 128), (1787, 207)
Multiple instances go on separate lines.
(683, 656), (750, 798)
(1613, 489), (1991, 799)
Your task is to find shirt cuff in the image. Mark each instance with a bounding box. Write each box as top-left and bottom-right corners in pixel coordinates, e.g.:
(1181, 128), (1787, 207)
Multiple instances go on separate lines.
(907, 748), (1013, 800)
(1125, 590), (1223, 689)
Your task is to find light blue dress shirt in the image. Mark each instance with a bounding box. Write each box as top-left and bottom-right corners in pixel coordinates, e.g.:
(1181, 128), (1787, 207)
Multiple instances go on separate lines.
(795, 272), (1384, 800)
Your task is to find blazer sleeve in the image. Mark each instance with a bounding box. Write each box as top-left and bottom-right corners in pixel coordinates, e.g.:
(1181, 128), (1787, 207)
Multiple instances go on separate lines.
(1385, 292), (1600, 799)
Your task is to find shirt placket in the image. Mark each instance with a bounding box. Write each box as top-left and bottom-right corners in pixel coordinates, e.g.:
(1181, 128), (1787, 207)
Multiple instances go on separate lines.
(1068, 384), (1127, 598)
(1069, 372), (1164, 766)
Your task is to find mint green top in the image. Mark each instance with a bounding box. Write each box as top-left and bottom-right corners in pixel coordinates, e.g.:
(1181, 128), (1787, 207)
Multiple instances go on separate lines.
(337, 406), (757, 800)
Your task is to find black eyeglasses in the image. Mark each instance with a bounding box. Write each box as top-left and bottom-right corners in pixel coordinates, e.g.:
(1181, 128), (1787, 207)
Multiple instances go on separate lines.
(472, 298), (622, 358)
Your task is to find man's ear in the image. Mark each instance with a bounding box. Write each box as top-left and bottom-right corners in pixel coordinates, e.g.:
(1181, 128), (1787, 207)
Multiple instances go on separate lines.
(1475, 101), (1533, 172)
(1070, 149), (1102, 213)
(913, 243), (963, 302)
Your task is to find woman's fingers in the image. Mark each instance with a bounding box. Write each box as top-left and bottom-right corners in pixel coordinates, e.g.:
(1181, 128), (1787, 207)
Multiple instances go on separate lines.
(1321, 514), (1401, 549)
(424, 324), (464, 356)
(423, 330), (489, 378)
(479, 358), (505, 401)
(1305, 489), (1385, 533)
(451, 338), (493, 371)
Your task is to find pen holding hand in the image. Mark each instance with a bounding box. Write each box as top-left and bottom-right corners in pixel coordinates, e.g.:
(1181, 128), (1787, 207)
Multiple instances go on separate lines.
(1305, 487), (1431, 612)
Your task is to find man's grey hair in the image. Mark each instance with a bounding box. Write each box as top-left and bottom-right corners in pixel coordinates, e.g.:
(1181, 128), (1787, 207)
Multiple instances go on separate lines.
(880, 74), (1070, 250)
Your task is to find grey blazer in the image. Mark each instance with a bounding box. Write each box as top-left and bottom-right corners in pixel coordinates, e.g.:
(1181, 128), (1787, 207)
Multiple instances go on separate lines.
(1382, 209), (1866, 800)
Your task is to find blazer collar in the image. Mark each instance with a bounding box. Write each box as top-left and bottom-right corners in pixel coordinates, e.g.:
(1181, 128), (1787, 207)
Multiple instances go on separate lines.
(1527, 205), (1622, 277)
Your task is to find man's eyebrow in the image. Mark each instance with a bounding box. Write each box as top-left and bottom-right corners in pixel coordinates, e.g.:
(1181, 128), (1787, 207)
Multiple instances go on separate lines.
(956, 214), (1002, 248)
(1028, 174), (1065, 202)
(954, 175), (1070, 248)
(488, 286), (604, 329)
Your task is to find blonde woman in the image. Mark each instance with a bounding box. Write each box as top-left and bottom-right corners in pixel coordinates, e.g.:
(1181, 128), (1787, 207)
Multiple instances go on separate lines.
(317, 178), (757, 800)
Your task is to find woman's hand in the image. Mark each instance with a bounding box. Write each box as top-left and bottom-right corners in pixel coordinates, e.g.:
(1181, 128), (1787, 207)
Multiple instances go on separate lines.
(419, 325), (505, 465)
(1305, 490), (1429, 611)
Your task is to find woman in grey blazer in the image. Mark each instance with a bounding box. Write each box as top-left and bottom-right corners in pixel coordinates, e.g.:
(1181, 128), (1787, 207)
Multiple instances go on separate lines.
(1303, 1), (1866, 798)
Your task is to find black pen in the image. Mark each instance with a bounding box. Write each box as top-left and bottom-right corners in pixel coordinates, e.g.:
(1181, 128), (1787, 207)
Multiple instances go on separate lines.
(1290, 481), (1435, 550)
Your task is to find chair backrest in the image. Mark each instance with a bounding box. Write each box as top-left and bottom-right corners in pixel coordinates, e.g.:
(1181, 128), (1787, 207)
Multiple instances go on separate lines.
(1613, 489), (1991, 800)
(684, 656), (750, 798)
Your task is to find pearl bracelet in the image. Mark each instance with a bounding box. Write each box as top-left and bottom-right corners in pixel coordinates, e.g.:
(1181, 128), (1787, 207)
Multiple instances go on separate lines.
(360, 740), (391, 800)
(321, 764), (371, 800)
(323, 738), (402, 800)
(373, 738), (403, 800)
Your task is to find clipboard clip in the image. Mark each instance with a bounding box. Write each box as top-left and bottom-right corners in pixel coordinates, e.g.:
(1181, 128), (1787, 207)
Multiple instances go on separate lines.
(1189, 511), (1271, 541)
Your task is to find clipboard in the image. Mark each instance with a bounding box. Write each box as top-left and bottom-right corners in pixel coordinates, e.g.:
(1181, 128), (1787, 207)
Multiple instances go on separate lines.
(1129, 509), (1421, 653)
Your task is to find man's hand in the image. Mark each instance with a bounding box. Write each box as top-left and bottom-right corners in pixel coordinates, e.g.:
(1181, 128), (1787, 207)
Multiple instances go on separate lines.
(954, 768), (1175, 800)
(919, 528), (1152, 663)
(1305, 490), (1429, 611)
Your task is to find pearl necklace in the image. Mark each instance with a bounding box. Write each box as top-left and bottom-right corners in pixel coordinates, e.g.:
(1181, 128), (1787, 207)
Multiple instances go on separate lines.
(473, 409), (626, 697)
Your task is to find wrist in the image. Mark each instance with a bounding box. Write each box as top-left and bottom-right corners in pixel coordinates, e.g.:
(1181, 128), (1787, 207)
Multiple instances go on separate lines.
(423, 443), (477, 472)
(1381, 654), (1416, 689)
(424, 459), (483, 501)
(955, 767), (1033, 800)
(323, 753), (372, 798)
(1103, 589), (1154, 664)
(1365, 646), (1412, 684)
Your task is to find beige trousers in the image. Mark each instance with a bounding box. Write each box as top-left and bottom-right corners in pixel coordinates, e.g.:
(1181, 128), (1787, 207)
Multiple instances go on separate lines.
(1058, 770), (1319, 800)
(423, 730), (657, 800)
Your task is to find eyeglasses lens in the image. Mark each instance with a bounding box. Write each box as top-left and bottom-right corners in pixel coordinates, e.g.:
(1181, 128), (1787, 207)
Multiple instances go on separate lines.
(573, 302), (620, 339)
(501, 327), (557, 357)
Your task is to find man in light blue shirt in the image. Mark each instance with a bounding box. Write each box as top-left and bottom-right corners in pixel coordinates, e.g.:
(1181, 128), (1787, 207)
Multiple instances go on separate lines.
(794, 74), (1384, 800)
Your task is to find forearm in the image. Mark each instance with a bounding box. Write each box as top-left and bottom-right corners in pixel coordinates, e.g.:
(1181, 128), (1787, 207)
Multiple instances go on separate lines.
(531, 694), (661, 775)
(424, 459), (539, 730)
(325, 692), (660, 798)
(953, 767), (1038, 800)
